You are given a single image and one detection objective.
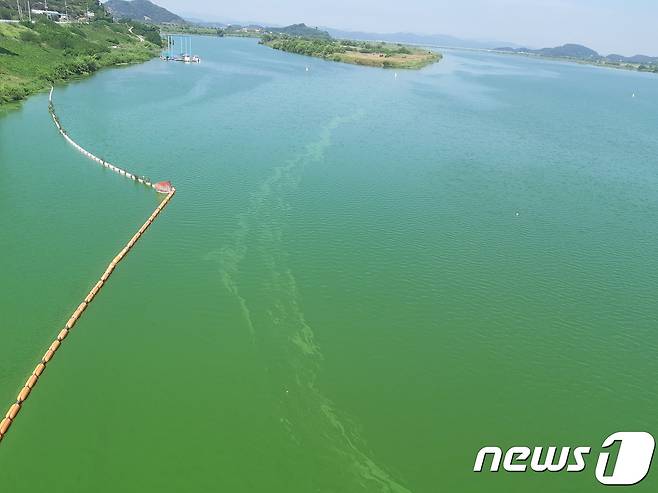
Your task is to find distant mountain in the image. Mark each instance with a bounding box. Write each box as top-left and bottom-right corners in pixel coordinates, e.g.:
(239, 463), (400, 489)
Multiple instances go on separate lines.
(496, 44), (599, 59)
(605, 53), (658, 64)
(267, 23), (331, 39)
(105, 0), (185, 24)
(202, 22), (331, 40)
(537, 44), (599, 59)
(495, 43), (658, 65)
(182, 17), (227, 28)
(323, 28), (516, 50)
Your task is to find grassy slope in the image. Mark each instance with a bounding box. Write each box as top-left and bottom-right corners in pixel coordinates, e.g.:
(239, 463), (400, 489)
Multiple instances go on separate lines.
(0, 20), (159, 105)
(336, 47), (441, 69)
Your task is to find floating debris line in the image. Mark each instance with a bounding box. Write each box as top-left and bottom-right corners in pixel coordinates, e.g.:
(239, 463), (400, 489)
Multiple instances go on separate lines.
(0, 88), (176, 444)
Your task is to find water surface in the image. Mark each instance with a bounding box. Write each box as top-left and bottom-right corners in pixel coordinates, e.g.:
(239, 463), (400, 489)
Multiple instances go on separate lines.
(1, 37), (657, 492)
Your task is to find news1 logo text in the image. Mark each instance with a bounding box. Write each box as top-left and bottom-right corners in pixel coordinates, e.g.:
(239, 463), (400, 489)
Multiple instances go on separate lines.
(474, 432), (655, 486)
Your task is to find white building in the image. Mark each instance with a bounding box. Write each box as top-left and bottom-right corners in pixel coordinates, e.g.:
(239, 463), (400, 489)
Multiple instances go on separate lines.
(31, 9), (68, 21)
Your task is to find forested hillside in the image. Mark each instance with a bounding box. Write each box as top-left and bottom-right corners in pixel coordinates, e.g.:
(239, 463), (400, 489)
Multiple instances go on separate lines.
(105, 0), (185, 24)
(0, 17), (161, 104)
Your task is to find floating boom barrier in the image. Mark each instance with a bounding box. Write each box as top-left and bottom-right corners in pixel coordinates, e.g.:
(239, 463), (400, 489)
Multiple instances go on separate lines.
(0, 88), (176, 444)
(48, 86), (157, 189)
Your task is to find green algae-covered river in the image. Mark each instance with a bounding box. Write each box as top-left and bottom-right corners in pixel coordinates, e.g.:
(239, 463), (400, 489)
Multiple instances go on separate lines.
(1, 37), (657, 492)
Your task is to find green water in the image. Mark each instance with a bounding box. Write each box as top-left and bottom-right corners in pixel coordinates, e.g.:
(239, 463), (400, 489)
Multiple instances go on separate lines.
(1, 37), (657, 492)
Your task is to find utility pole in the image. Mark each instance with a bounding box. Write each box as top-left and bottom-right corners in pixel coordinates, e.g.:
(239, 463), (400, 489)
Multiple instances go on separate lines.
(64, 0), (68, 22)
(27, 0), (32, 22)
(16, 0), (23, 20)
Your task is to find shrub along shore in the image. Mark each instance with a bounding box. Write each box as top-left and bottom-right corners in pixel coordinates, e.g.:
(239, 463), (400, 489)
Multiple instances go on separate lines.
(260, 34), (441, 69)
(0, 19), (161, 106)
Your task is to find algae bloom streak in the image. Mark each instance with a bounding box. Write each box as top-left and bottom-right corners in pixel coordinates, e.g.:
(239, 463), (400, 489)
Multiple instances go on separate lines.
(1, 32), (658, 493)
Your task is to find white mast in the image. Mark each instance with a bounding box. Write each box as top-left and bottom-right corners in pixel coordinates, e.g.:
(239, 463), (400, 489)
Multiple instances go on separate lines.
(27, 0), (31, 22)
(16, 0), (23, 20)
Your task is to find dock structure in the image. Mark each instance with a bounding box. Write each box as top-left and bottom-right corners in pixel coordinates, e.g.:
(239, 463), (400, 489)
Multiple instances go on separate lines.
(161, 34), (200, 63)
(0, 88), (176, 445)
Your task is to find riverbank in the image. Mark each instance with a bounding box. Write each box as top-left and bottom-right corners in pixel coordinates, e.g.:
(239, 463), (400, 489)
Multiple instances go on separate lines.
(0, 19), (160, 106)
(155, 22), (441, 69)
(260, 34), (441, 69)
(500, 51), (658, 75)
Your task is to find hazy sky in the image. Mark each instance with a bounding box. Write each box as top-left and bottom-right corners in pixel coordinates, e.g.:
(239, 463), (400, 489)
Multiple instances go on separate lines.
(154, 1), (656, 55)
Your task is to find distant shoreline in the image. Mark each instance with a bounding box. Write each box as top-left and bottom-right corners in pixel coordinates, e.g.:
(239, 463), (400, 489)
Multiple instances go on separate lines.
(344, 40), (658, 76)
(160, 24), (441, 70)
(482, 49), (658, 75)
(260, 35), (441, 70)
